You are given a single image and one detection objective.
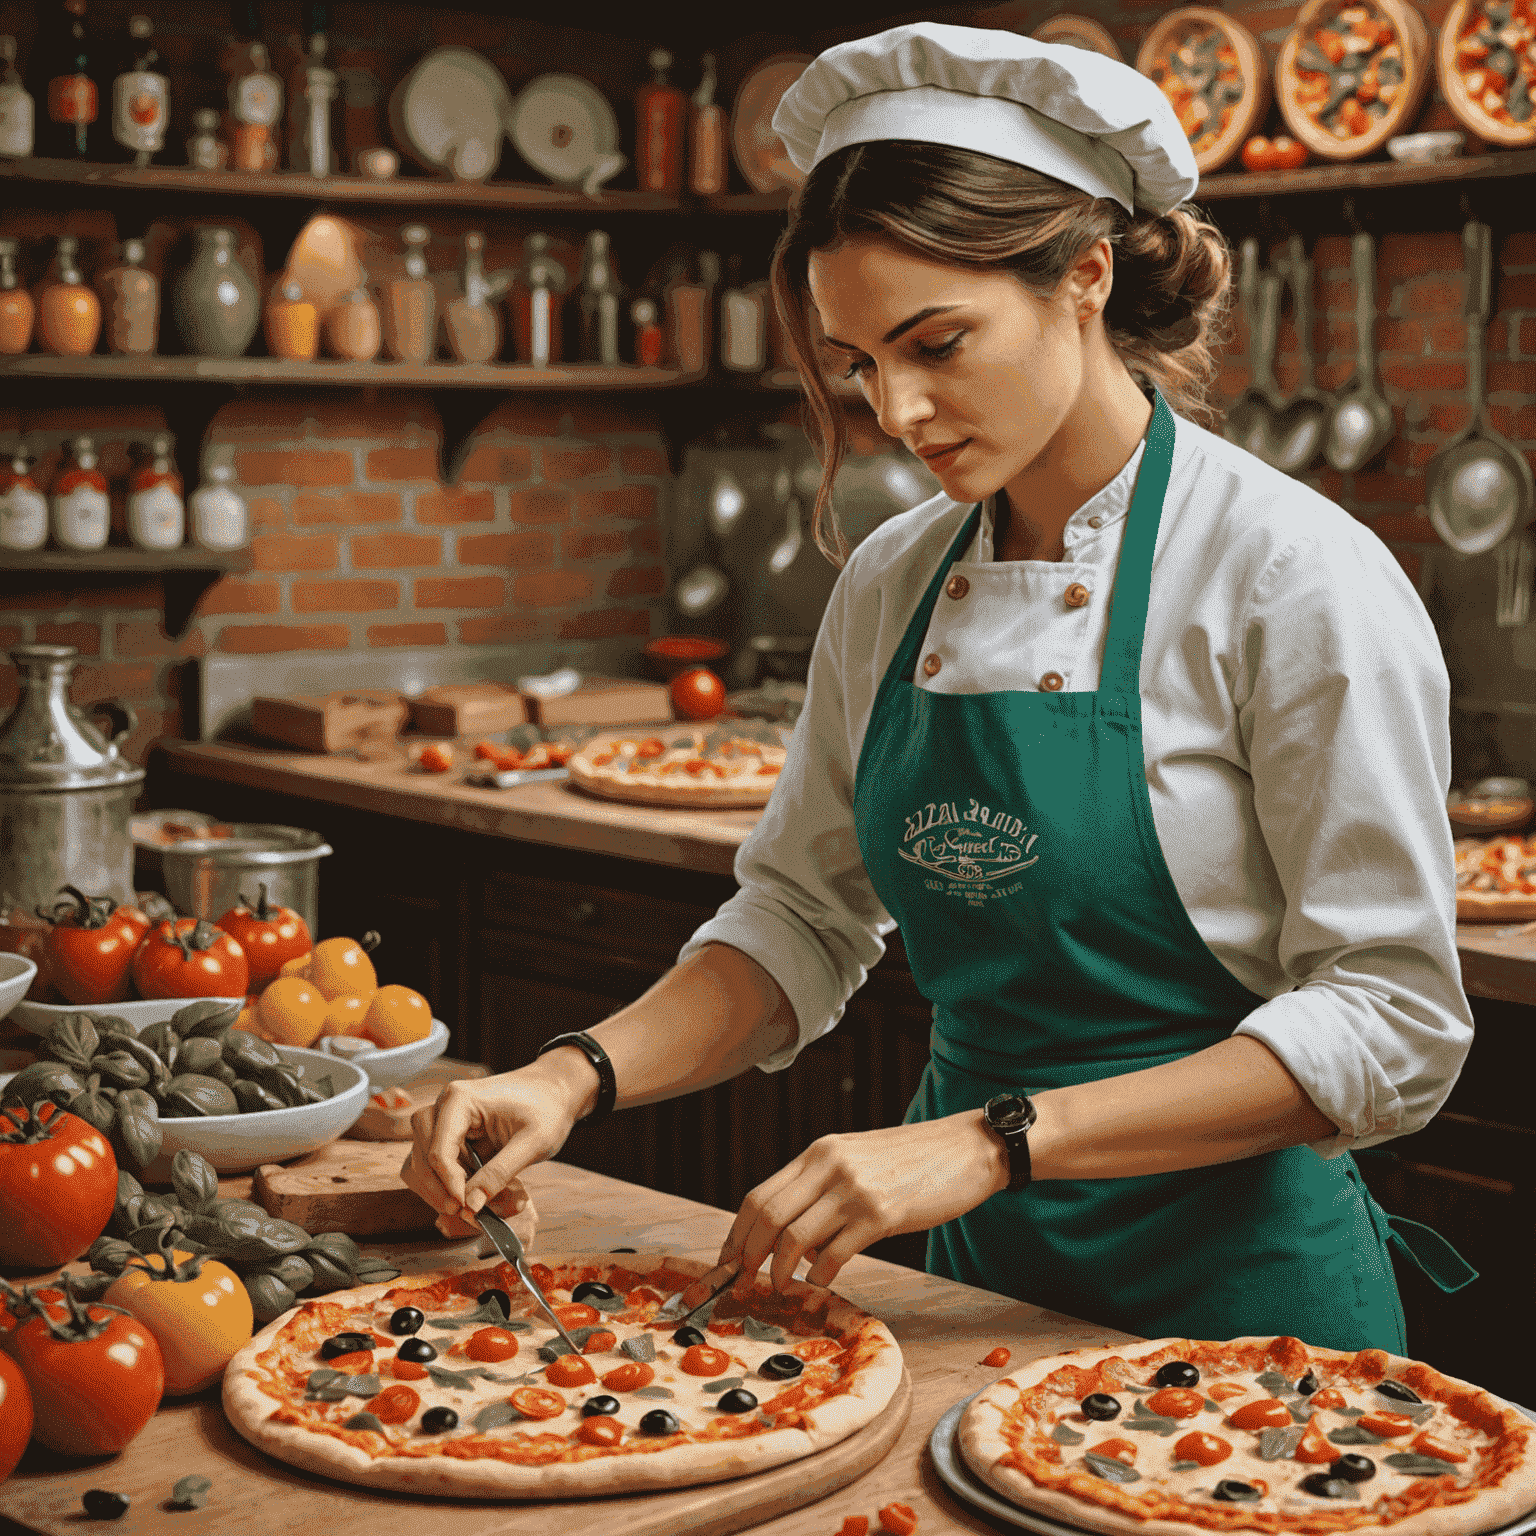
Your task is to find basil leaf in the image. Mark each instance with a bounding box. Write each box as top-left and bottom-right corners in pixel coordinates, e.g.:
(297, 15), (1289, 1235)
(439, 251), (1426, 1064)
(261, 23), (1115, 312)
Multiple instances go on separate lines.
(1256, 1371), (1293, 1396)
(1328, 1425), (1385, 1445)
(1259, 1425), (1306, 1460)
(1289, 1402), (1315, 1423)
(1124, 1402), (1178, 1435)
(1331, 1406), (1365, 1419)
(1383, 1453), (1459, 1476)
(1052, 1423), (1086, 1445)
(1084, 1451), (1141, 1484)
(538, 1326), (604, 1362)
(633, 1385), (674, 1399)
(473, 1402), (522, 1432)
(703, 1377), (744, 1393)
(169, 1475), (212, 1511)
(620, 1333), (656, 1363)
(654, 1292), (688, 1320)
(426, 1366), (480, 1392)
(588, 1292), (628, 1314)
(426, 1300), (531, 1331)
(338, 1374), (379, 1397)
(1170, 1460), (1199, 1471)
(342, 1412), (385, 1434)
(1203, 1399), (1221, 1412)
(743, 1316), (788, 1345)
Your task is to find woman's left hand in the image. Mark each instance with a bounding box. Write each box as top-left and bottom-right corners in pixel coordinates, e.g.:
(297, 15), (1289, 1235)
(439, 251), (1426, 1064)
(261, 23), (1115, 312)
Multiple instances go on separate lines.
(717, 1110), (1006, 1294)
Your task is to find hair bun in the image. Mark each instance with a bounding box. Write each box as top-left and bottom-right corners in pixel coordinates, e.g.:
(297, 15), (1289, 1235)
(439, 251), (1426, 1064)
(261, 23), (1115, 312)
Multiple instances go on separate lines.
(1106, 207), (1229, 351)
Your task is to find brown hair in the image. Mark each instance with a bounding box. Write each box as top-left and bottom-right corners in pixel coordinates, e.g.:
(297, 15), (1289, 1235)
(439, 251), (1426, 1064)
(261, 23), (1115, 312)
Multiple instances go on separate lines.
(768, 142), (1233, 563)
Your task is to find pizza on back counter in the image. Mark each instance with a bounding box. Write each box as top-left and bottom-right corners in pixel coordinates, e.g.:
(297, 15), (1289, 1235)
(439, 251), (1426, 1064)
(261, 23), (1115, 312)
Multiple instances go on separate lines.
(222, 1252), (903, 1498)
(566, 729), (787, 810)
(1455, 834), (1536, 922)
(959, 1336), (1536, 1536)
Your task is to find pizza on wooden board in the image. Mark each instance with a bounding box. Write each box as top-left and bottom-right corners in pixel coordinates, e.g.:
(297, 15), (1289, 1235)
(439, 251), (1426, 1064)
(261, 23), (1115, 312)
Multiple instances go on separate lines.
(566, 729), (787, 810)
(222, 1252), (902, 1498)
(959, 1337), (1536, 1536)
(1455, 834), (1536, 922)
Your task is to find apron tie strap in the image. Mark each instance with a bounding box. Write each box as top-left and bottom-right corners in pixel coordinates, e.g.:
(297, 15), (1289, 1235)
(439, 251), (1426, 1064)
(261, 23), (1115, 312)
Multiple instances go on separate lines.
(1383, 1212), (1479, 1294)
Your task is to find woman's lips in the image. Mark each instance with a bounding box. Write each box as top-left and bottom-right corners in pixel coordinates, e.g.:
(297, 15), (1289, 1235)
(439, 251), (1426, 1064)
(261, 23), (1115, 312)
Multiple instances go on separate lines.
(919, 439), (970, 471)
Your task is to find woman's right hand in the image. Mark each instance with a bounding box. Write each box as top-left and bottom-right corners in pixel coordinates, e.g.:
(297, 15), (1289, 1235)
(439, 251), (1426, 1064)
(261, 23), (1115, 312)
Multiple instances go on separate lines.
(400, 1060), (585, 1238)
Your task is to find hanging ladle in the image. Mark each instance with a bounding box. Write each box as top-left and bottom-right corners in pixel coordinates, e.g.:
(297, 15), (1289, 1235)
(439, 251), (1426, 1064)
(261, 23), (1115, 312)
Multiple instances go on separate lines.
(1223, 238), (1285, 464)
(1324, 222), (1395, 474)
(766, 466), (803, 576)
(1270, 233), (1332, 477)
(1426, 218), (1535, 557)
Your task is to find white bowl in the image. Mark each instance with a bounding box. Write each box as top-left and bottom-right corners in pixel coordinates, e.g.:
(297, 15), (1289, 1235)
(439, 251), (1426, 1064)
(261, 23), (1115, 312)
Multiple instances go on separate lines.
(314, 1018), (450, 1089)
(142, 1044), (369, 1180)
(9, 995), (248, 1037)
(1386, 130), (1465, 163)
(0, 954), (38, 1026)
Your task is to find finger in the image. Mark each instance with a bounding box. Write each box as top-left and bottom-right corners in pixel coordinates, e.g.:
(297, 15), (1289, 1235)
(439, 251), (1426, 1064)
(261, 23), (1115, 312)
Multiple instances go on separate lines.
(460, 1131), (543, 1214)
(802, 1220), (880, 1290)
(484, 1177), (530, 1218)
(731, 1178), (826, 1296)
(716, 1154), (810, 1271)
(400, 1122), (461, 1219)
(768, 1194), (844, 1294)
(677, 1261), (738, 1311)
(435, 1209), (483, 1239)
(425, 1085), (481, 1211)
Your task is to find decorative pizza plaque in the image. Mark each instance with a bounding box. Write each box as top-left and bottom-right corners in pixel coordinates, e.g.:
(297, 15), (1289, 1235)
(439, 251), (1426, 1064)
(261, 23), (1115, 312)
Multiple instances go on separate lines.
(1435, 0), (1536, 148)
(731, 54), (814, 193)
(1032, 16), (1125, 62)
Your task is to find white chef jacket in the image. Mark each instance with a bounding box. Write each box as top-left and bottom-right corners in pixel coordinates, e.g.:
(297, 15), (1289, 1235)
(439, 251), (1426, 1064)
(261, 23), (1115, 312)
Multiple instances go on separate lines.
(678, 410), (1474, 1157)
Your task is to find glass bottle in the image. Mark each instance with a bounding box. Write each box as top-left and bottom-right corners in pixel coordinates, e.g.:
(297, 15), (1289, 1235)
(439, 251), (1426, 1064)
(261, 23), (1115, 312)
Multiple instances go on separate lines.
(288, 32), (336, 176)
(37, 236), (101, 357)
(51, 435), (110, 551)
(578, 230), (620, 366)
(0, 36), (35, 158)
(635, 47), (685, 196)
(444, 232), (507, 364)
(0, 446), (48, 552)
(631, 298), (663, 367)
(185, 106), (228, 170)
(226, 41), (281, 172)
(97, 236), (157, 355)
(26, 0), (105, 159)
(264, 279), (318, 360)
(510, 232), (567, 366)
(688, 53), (727, 196)
(381, 224), (434, 364)
(323, 285), (381, 361)
(171, 226), (258, 357)
(720, 255), (767, 373)
(663, 256), (713, 375)
(189, 457), (248, 551)
(0, 239), (34, 355)
(111, 14), (167, 166)
(125, 432), (184, 551)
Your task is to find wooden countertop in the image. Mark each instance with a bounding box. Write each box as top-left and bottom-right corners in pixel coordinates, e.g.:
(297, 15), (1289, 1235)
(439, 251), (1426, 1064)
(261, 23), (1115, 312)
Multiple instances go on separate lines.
(0, 1159), (1136, 1536)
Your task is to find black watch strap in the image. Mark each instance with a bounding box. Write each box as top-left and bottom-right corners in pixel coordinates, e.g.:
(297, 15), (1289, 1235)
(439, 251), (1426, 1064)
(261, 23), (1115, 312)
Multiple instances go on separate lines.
(536, 1031), (616, 1126)
(984, 1092), (1037, 1193)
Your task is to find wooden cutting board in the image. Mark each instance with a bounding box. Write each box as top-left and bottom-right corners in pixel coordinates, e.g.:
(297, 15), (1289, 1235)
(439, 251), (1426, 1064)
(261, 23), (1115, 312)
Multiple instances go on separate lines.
(524, 674), (673, 727)
(251, 1140), (436, 1236)
(408, 682), (527, 737)
(345, 1054), (488, 1140)
(252, 690), (409, 754)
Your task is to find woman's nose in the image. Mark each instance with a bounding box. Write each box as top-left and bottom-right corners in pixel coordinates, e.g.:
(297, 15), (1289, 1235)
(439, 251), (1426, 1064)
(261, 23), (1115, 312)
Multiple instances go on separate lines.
(872, 363), (934, 441)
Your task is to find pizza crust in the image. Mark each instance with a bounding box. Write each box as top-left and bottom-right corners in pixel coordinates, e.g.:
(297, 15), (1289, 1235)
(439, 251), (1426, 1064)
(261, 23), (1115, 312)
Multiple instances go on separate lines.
(959, 1337), (1536, 1536)
(222, 1252), (902, 1499)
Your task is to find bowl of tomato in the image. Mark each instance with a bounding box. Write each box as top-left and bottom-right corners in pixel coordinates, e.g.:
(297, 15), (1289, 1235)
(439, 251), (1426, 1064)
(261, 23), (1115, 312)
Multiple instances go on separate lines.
(0, 952), (37, 1026)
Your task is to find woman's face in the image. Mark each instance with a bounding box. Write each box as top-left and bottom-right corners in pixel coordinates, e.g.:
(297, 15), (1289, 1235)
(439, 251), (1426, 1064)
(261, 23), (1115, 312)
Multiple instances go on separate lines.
(807, 235), (1096, 495)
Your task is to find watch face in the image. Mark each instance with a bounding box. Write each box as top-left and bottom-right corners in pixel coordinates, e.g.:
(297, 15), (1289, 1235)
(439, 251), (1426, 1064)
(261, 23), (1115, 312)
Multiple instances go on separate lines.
(986, 1093), (1032, 1131)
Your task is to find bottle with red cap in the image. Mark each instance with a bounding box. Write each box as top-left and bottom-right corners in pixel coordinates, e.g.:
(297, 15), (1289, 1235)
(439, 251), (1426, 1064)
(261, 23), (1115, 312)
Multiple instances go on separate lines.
(51, 436), (110, 552)
(126, 433), (184, 551)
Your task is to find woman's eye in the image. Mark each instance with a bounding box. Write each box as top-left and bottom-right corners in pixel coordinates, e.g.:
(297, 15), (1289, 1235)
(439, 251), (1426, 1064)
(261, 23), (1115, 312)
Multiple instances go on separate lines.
(916, 333), (964, 362)
(840, 356), (872, 381)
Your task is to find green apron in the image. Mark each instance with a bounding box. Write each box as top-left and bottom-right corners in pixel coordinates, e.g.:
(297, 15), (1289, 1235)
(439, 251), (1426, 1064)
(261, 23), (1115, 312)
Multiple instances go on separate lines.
(851, 390), (1473, 1348)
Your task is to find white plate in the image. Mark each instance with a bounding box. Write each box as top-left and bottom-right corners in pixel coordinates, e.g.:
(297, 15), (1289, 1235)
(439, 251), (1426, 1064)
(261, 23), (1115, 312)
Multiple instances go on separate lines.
(507, 72), (618, 186)
(314, 1017), (449, 1089)
(0, 953), (37, 1027)
(389, 47), (509, 181)
(929, 1389), (1536, 1535)
(730, 54), (813, 193)
(10, 994), (247, 1036)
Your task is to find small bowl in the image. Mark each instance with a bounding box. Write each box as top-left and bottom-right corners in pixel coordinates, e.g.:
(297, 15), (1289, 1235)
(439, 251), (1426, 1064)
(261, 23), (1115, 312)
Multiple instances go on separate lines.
(9, 995), (246, 1038)
(1386, 131), (1465, 163)
(314, 1017), (450, 1089)
(0, 954), (38, 1027)
(644, 635), (730, 681)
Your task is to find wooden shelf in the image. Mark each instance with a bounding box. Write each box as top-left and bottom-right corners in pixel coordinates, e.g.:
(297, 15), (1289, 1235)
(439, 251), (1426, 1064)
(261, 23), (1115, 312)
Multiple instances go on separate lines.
(0, 546), (252, 637)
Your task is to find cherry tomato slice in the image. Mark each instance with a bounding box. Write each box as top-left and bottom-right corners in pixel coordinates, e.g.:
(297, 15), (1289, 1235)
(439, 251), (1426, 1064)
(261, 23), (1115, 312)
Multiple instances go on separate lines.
(601, 1361), (655, 1392)
(1412, 1430), (1467, 1462)
(582, 1329), (617, 1354)
(326, 1351), (373, 1374)
(1174, 1431), (1231, 1466)
(545, 1354), (597, 1388)
(840, 1519), (871, 1536)
(878, 1504), (918, 1536)
(794, 1338), (842, 1362)
(680, 1344), (732, 1377)
(390, 1359), (429, 1381)
(465, 1327), (519, 1363)
(576, 1415), (624, 1447)
(1295, 1423), (1337, 1463)
(1309, 1388), (1347, 1410)
(1206, 1382), (1248, 1402)
(1093, 1438), (1138, 1465)
(1227, 1398), (1294, 1430)
(509, 1386), (565, 1420)
(1147, 1388), (1205, 1419)
(1357, 1410), (1415, 1438)
(554, 1303), (599, 1329)
(367, 1385), (420, 1425)
(981, 1346), (1011, 1368)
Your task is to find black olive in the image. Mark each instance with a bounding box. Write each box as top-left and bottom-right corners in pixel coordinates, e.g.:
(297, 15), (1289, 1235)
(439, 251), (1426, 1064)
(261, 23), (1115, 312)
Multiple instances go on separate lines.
(1154, 1361), (1200, 1389)
(572, 1281), (618, 1304)
(639, 1408), (680, 1436)
(82, 1490), (130, 1520)
(717, 1387), (759, 1413)
(609, 1247), (637, 1253)
(478, 1288), (512, 1319)
(319, 1332), (375, 1360)
(397, 1337), (438, 1364)
(1331, 1455), (1376, 1483)
(583, 1395), (622, 1418)
(672, 1325), (707, 1348)
(420, 1406), (458, 1434)
(1300, 1474), (1356, 1499)
(1296, 1370), (1319, 1397)
(389, 1306), (424, 1336)
(759, 1353), (804, 1381)
(1081, 1393), (1121, 1421)
(1212, 1480), (1262, 1503)
(1376, 1380), (1422, 1404)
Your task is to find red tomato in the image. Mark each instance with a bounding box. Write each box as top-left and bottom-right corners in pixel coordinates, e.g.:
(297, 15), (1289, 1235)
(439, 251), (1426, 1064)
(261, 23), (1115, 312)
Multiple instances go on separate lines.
(545, 1354), (597, 1387)
(553, 1303), (599, 1329)
(1270, 136), (1309, 170)
(391, 1358), (428, 1380)
(39, 886), (148, 1006)
(4, 1287), (164, 1455)
(981, 1346), (1011, 1368)
(465, 1327), (519, 1363)
(1412, 1429), (1467, 1462)
(1357, 1410), (1415, 1438)
(669, 666), (726, 721)
(583, 1329), (617, 1354)
(508, 1386), (565, 1420)
(0, 1105), (117, 1269)
(1241, 135), (1275, 172)
(0, 1352), (30, 1483)
(1174, 1430), (1231, 1466)
(576, 1415), (623, 1447)
(1092, 1438), (1138, 1465)
(417, 742), (454, 774)
(367, 1384), (420, 1424)
(680, 1343), (732, 1377)
(215, 884), (312, 992)
(131, 918), (249, 1000)
(1147, 1388), (1205, 1419)
(1309, 1387), (1347, 1409)
(1227, 1397), (1294, 1430)
(1294, 1422), (1337, 1463)
(600, 1361), (654, 1392)
(840, 1519), (871, 1536)
(878, 1502), (919, 1536)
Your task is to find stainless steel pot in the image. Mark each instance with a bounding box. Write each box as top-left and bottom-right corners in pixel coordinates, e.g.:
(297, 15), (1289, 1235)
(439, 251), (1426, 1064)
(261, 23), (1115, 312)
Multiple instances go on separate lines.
(0, 645), (143, 915)
(160, 823), (332, 938)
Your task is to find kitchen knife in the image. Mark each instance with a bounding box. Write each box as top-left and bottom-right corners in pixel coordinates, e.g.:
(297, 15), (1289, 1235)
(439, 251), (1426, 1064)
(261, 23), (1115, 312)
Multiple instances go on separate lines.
(461, 1144), (585, 1357)
(668, 1266), (741, 1326)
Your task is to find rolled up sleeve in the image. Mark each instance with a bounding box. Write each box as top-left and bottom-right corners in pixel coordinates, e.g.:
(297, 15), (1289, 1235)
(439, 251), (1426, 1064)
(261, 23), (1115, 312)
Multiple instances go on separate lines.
(1229, 529), (1474, 1157)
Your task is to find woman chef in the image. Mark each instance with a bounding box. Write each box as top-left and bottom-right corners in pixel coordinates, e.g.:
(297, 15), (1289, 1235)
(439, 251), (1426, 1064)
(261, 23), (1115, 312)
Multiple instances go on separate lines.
(404, 23), (1476, 1350)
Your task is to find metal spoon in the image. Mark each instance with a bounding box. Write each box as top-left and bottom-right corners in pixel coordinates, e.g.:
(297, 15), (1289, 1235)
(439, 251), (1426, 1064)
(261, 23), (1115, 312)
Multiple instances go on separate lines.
(1270, 233), (1332, 477)
(1426, 220), (1535, 557)
(1324, 229), (1396, 474)
(766, 467), (803, 576)
(1224, 241), (1285, 464)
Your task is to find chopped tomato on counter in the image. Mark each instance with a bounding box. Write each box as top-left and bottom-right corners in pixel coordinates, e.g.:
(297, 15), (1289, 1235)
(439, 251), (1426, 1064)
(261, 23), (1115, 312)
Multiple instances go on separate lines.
(981, 1346), (1011, 1368)
(877, 1503), (919, 1536)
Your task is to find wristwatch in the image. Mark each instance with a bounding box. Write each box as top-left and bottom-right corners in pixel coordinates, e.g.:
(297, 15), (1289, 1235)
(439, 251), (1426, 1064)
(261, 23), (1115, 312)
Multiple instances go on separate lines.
(983, 1092), (1038, 1192)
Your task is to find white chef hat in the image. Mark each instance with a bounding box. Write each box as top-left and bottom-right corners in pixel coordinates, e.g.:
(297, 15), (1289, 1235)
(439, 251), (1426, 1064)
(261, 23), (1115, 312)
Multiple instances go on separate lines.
(772, 22), (1198, 216)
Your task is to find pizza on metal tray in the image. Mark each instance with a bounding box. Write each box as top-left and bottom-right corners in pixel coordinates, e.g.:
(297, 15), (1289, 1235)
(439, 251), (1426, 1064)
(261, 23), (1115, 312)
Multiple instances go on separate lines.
(566, 729), (787, 810)
(959, 1336), (1536, 1536)
(1455, 834), (1536, 923)
(222, 1251), (902, 1498)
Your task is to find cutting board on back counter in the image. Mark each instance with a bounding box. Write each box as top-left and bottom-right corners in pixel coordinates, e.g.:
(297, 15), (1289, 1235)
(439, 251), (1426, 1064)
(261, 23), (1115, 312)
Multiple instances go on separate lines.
(524, 674), (672, 727)
(409, 682), (528, 737)
(252, 690), (409, 754)
(253, 1140), (434, 1236)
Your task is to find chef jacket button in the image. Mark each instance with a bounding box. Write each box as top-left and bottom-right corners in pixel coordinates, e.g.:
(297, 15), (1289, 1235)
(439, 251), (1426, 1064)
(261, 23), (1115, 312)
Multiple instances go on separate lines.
(1038, 671), (1065, 692)
(945, 574), (970, 600)
(1087, 515), (1103, 528)
(1064, 583), (1089, 609)
(923, 653), (943, 677)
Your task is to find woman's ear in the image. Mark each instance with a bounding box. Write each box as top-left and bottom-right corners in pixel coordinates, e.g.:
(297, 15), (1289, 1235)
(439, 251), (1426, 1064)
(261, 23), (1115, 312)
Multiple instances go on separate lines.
(1063, 237), (1115, 323)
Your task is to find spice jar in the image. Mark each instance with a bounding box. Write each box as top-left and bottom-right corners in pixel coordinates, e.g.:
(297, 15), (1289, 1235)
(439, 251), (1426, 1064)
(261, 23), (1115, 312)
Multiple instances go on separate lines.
(0, 238), (34, 355)
(510, 232), (568, 365)
(51, 435), (110, 552)
(631, 298), (663, 366)
(188, 457), (248, 551)
(227, 41), (281, 172)
(720, 257), (767, 373)
(0, 446), (48, 552)
(110, 15), (167, 167)
(381, 224), (435, 365)
(264, 279), (318, 361)
(0, 35), (34, 158)
(125, 432), (183, 551)
(324, 285), (381, 362)
(444, 232), (507, 364)
(184, 106), (227, 170)
(37, 235), (102, 357)
(96, 236), (157, 355)
(635, 48), (685, 195)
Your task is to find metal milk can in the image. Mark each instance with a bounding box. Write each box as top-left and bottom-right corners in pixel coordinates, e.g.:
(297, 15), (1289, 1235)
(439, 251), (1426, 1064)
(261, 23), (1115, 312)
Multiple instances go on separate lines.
(0, 644), (143, 914)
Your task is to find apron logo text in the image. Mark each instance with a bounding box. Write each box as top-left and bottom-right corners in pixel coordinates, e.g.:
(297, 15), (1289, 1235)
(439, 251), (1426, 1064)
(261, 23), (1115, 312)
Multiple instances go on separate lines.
(898, 797), (1039, 896)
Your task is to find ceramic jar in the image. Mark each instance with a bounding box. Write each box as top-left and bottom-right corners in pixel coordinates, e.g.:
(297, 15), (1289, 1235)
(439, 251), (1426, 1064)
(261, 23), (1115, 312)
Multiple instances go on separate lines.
(172, 227), (258, 358)
(0, 238), (34, 355)
(0, 35), (34, 158)
(324, 286), (381, 362)
(97, 237), (157, 355)
(51, 436), (110, 552)
(0, 448), (47, 551)
(37, 236), (101, 357)
(381, 224), (435, 364)
(188, 460), (248, 551)
(125, 432), (183, 551)
(264, 279), (318, 360)
(688, 53), (726, 195)
(444, 232), (507, 364)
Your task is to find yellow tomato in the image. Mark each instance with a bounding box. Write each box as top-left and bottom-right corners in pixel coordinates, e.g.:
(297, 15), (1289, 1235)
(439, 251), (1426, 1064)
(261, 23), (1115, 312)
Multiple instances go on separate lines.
(309, 936), (378, 1001)
(103, 1250), (253, 1395)
(254, 975), (328, 1047)
(319, 991), (372, 1037)
(361, 984), (432, 1048)
(278, 954), (311, 979)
